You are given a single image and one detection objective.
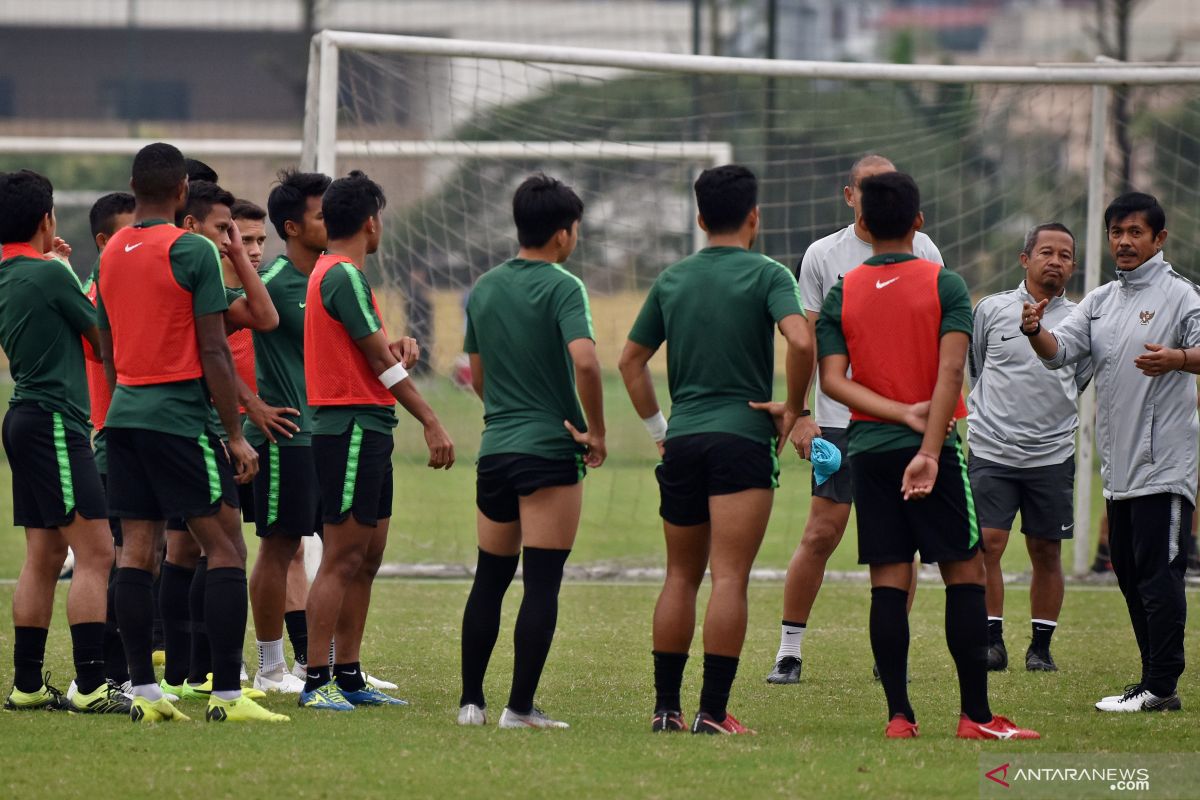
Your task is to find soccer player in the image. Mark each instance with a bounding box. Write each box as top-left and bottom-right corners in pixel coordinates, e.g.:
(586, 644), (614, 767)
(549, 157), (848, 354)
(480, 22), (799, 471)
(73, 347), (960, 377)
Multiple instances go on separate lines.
(248, 169), (332, 693)
(457, 174), (605, 729)
(98, 142), (286, 722)
(968, 223), (1091, 673)
(300, 170), (454, 710)
(619, 165), (812, 735)
(231, 199), (269, 270)
(816, 171), (1037, 739)
(1024, 192), (1200, 712)
(83, 191), (136, 694)
(0, 170), (129, 714)
(767, 154), (943, 685)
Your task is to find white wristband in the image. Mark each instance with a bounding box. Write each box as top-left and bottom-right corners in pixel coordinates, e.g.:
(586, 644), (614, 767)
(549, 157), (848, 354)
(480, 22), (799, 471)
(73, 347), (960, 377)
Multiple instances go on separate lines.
(642, 411), (668, 442)
(377, 362), (409, 389)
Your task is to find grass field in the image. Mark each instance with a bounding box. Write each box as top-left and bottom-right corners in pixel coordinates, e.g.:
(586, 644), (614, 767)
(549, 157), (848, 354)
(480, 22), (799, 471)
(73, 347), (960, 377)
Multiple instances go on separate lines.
(0, 581), (1197, 799)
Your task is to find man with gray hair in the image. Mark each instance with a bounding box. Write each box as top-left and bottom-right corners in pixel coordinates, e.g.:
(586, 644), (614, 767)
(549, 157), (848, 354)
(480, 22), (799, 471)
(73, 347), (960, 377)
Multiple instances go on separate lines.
(968, 223), (1091, 674)
(1024, 192), (1200, 712)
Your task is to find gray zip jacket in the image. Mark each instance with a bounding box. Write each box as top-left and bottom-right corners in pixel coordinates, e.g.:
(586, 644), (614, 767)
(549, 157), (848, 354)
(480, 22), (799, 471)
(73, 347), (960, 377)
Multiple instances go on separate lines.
(1041, 253), (1200, 500)
(968, 281), (1093, 468)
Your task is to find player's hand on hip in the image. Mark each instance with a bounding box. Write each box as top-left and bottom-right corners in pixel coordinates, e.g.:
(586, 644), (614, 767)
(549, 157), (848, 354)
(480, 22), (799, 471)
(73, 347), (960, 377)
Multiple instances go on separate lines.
(901, 451), (938, 501)
(227, 436), (259, 484)
(424, 421), (455, 469)
(1134, 342), (1183, 377)
(1021, 299), (1048, 333)
(564, 420), (606, 468)
(245, 395), (300, 444)
(748, 400), (791, 454)
(389, 337), (421, 369)
(902, 400), (931, 433)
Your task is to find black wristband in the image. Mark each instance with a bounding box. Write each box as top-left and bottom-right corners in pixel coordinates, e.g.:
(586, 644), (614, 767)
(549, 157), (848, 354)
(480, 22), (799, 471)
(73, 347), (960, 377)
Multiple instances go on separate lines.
(1021, 321), (1041, 337)
(798, 410), (811, 417)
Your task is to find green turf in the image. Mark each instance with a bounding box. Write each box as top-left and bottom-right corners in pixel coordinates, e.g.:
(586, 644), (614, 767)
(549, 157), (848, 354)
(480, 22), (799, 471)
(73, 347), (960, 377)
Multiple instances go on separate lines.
(0, 580), (1196, 799)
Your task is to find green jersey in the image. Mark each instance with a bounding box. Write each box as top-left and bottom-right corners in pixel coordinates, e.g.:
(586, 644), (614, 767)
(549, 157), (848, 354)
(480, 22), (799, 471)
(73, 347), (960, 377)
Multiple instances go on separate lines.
(96, 221), (227, 437)
(245, 256), (312, 447)
(311, 261), (398, 436)
(463, 258), (594, 459)
(628, 246), (804, 444)
(0, 246), (97, 435)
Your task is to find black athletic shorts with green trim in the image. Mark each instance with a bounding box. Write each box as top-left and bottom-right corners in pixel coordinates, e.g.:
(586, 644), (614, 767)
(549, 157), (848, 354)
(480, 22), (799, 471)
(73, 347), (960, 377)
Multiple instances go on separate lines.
(476, 453), (585, 524)
(2, 402), (106, 528)
(967, 453), (1075, 540)
(655, 432), (779, 527)
(105, 427), (239, 521)
(253, 442), (319, 537)
(851, 442), (979, 565)
(313, 424), (393, 527)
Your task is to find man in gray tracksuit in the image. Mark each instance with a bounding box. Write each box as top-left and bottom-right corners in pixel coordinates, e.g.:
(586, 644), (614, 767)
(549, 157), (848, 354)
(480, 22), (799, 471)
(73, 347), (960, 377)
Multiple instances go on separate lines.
(968, 223), (1092, 675)
(1024, 192), (1200, 712)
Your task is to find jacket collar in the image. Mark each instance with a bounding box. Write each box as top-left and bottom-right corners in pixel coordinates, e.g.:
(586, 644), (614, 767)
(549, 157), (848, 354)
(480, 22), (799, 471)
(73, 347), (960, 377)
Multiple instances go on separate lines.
(1116, 252), (1169, 288)
(1016, 279), (1066, 309)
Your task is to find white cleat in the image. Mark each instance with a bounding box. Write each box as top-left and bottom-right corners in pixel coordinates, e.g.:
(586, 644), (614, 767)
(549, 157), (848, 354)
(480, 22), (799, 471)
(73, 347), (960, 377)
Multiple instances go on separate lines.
(240, 661), (249, 682)
(253, 670), (306, 694)
(457, 703), (487, 726)
(498, 707), (570, 729)
(365, 673), (398, 690)
(291, 661), (308, 681)
(1095, 688), (1181, 712)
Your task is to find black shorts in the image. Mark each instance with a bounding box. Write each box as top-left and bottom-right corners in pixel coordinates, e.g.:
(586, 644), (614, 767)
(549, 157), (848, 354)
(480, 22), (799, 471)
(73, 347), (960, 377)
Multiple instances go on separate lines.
(656, 433), (779, 527)
(105, 427), (239, 521)
(254, 442), (319, 538)
(968, 453), (1075, 540)
(97, 474), (123, 547)
(2, 403), (106, 529)
(314, 425), (393, 527)
(476, 453), (585, 524)
(238, 481), (256, 525)
(811, 426), (853, 505)
(852, 443), (979, 565)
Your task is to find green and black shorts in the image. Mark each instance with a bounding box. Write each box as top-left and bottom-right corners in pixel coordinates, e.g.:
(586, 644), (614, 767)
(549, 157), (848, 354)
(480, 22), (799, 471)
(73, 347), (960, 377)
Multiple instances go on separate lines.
(313, 424), (393, 527)
(2, 402), (106, 529)
(253, 442), (319, 537)
(105, 426), (239, 521)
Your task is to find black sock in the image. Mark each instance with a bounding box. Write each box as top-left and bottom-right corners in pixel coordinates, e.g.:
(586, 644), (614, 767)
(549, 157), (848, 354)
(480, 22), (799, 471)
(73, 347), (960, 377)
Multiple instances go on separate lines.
(653, 651), (688, 713)
(870, 586), (914, 723)
(987, 617), (1004, 644)
(103, 568), (128, 684)
(305, 664), (331, 694)
(187, 557), (210, 684)
(284, 610), (308, 666)
(13, 626), (49, 693)
(1030, 620), (1056, 654)
(69, 622), (106, 694)
(698, 653), (738, 722)
(114, 567), (155, 686)
(459, 548), (519, 707)
(158, 561), (194, 685)
(507, 547), (569, 714)
(946, 583), (992, 724)
(204, 567), (247, 693)
(151, 566), (164, 652)
(334, 661), (365, 693)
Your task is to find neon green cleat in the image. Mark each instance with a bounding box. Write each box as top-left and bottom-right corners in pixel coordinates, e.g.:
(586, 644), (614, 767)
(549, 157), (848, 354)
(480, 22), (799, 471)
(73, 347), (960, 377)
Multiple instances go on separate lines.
(152, 650), (166, 667)
(130, 695), (190, 723)
(159, 678), (209, 701)
(206, 694), (290, 723)
(4, 674), (66, 711)
(66, 680), (132, 714)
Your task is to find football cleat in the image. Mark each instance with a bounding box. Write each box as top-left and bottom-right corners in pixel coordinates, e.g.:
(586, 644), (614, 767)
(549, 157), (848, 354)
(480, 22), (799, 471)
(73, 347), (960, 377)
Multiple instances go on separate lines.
(957, 714), (1040, 740)
(1095, 687), (1181, 712)
(651, 709), (686, 732)
(151, 650), (166, 667)
(498, 707), (570, 729)
(340, 684), (408, 706)
(885, 713), (919, 738)
(159, 678), (209, 701)
(110, 678), (134, 699)
(253, 670), (306, 694)
(298, 681), (354, 711)
(1099, 683), (1143, 704)
(66, 680), (132, 714)
(365, 673), (398, 690)
(4, 673), (66, 711)
(1025, 649), (1058, 672)
(691, 711), (755, 735)
(206, 694), (289, 722)
(766, 656), (802, 684)
(290, 661), (308, 681)
(986, 640), (1008, 671)
(130, 695), (190, 723)
(457, 703), (487, 726)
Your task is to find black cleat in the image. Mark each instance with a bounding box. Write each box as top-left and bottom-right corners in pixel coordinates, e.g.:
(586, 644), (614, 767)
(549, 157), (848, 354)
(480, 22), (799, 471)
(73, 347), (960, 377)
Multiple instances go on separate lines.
(766, 656), (802, 684)
(1025, 648), (1058, 672)
(986, 639), (1008, 671)
(651, 709), (686, 732)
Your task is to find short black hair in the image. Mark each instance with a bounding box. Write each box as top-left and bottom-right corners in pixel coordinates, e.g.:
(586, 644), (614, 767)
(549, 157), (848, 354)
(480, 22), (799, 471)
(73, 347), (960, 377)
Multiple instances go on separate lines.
(859, 172), (921, 241)
(131, 142), (187, 204)
(230, 199), (266, 223)
(322, 170), (386, 240)
(185, 158), (219, 184)
(1104, 191), (1166, 237)
(183, 180), (235, 223)
(512, 173), (584, 248)
(88, 192), (136, 244)
(267, 169), (332, 239)
(1022, 222), (1075, 258)
(694, 164), (757, 235)
(0, 170), (53, 244)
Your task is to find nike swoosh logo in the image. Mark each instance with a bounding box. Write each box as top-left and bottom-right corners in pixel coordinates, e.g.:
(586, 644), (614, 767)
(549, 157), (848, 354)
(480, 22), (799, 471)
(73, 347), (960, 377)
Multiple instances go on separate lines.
(1089, 315), (1102, 320)
(977, 725), (1017, 740)
(1000, 334), (1019, 341)
(298, 302), (306, 308)
(124, 243), (143, 252)
(876, 277), (899, 289)
(784, 631), (801, 635)
(343, 670), (357, 676)
(1061, 523), (1074, 531)
(836, 273), (845, 281)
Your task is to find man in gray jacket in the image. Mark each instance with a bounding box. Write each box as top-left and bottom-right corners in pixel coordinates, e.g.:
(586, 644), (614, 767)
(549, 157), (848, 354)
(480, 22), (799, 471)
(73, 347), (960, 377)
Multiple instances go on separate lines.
(1024, 192), (1200, 712)
(969, 223), (1091, 674)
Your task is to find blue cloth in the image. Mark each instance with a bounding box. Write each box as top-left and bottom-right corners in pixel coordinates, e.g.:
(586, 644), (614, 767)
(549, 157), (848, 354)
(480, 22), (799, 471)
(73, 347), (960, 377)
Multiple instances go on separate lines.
(810, 437), (843, 486)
